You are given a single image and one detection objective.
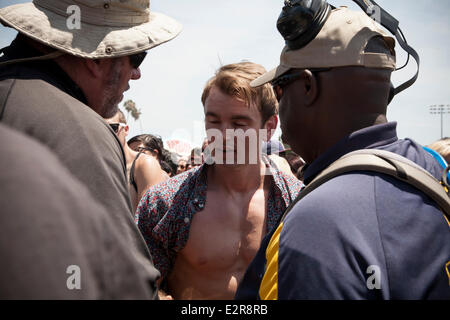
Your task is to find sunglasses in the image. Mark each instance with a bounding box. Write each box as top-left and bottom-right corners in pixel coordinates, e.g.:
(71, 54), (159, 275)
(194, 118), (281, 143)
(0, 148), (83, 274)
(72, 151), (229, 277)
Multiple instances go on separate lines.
(128, 51), (147, 69)
(109, 123), (126, 133)
(271, 68), (331, 101)
(137, 146), (152, 153)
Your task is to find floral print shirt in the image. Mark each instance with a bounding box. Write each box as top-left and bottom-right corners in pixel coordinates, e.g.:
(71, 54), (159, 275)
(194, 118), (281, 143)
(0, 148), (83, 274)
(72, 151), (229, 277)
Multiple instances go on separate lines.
(136, 158), (303, 279)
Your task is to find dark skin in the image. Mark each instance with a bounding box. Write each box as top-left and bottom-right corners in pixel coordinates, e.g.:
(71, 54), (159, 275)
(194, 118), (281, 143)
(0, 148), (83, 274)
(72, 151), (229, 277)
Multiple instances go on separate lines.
(278, 66), (392, 164)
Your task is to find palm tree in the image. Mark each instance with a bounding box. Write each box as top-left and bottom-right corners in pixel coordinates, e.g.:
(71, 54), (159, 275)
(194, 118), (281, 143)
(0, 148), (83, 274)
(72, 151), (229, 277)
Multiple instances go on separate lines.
(123, 99), (144, 133)
(123, 99), (141, 122)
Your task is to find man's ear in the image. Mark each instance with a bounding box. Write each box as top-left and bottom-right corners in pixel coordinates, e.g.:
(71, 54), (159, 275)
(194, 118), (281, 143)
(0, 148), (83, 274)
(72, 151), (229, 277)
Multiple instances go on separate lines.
(263, 114), (278, 141)
(299, 69), (319, 107)
(84, 58), (108, 78)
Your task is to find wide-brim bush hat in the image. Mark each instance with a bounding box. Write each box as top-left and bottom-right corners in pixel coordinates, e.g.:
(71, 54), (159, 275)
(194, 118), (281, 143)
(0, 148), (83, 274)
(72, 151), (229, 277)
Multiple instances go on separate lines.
(0, 0), (182, 59)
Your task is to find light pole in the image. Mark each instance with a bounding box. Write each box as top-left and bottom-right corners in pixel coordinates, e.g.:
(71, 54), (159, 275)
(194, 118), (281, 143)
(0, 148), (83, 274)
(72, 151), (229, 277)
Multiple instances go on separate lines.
(429, 105), (450, 139)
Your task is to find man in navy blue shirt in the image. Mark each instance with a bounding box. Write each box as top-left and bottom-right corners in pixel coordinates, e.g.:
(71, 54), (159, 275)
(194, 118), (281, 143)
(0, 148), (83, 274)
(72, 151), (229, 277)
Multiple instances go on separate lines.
(235, 7), (450, 300)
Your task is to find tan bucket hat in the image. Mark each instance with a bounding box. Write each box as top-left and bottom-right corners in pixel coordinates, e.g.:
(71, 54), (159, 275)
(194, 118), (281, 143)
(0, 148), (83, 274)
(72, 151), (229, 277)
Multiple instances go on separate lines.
(251, 7), (396, 87)
(0, 0), (182, 59)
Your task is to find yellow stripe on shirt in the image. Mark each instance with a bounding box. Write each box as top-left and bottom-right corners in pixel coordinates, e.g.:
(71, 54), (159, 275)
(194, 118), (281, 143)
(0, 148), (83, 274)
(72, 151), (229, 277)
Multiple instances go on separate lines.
(259, 222), (284, 300)
(444, 214), (450, 228)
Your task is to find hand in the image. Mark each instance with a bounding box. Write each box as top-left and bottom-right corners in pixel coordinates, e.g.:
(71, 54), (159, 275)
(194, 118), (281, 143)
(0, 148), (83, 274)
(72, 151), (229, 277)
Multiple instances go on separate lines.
(158, 290), (174, 300)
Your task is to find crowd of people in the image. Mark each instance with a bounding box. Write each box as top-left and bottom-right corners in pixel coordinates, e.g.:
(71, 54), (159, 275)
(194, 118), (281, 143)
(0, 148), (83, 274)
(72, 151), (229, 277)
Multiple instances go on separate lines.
(0, 0), (449, 300)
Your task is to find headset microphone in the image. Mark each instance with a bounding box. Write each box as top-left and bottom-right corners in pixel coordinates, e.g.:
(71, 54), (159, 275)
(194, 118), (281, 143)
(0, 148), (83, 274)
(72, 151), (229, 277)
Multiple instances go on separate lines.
(277, 0), (332, 51)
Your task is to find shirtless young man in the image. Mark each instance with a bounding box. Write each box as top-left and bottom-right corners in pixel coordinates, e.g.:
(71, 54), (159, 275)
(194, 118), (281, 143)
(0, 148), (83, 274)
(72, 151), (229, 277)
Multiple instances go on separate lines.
(106, 111), (168, 212)
(136, 62), (302, 299)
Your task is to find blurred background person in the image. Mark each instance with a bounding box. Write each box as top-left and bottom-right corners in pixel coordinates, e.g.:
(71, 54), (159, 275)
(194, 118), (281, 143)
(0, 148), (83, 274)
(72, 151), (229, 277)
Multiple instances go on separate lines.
(128, 134), (176, 177)
(280, 147), (306, 182)
(106, 111), (168, 212)
(263, 140), (298, 179)
(189, 147), (203, 169)
(176, 157), (189, 175)
(128, 134), (148, 152)
(427, 138), (450, 165)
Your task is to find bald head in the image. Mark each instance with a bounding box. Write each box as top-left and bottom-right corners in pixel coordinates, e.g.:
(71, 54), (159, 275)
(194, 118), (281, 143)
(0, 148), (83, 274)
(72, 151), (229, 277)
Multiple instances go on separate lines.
(317, 66), (392, 114)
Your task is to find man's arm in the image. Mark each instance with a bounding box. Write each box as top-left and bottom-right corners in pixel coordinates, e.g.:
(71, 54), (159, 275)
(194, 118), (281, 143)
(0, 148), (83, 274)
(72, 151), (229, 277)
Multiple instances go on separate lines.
(136, 187), (175, 298)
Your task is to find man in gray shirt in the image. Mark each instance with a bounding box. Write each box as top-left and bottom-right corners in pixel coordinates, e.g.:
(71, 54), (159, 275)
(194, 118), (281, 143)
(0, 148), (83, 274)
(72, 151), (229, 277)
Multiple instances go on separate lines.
(0, 0), (182, 298)
(0, 124), (155, 299)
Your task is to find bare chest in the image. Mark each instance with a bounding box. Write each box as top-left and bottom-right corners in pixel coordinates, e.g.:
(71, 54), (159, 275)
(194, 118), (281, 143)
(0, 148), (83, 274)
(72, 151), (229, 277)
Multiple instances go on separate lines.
(179, 188), (269, 270)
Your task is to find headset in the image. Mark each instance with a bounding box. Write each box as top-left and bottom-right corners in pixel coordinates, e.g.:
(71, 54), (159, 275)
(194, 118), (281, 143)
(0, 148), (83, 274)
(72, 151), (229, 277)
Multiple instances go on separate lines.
(276, 0), (420, 104)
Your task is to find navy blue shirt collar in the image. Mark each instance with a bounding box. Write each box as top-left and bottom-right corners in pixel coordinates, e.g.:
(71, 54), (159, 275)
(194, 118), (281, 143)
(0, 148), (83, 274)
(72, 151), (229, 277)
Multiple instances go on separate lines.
(303, 122), (399, 185)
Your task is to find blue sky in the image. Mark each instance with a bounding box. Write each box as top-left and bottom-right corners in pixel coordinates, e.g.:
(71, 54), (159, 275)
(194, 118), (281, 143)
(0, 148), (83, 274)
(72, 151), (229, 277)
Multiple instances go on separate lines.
(1, 0), (449, 147)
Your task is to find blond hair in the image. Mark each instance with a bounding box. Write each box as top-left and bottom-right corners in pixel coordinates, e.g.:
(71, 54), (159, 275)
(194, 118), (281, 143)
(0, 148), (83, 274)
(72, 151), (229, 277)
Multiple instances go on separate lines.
(117, 109), (127, 124)
(107, 109), (127, 124)
(201, 62), (278, 124)
(427, 138), (450, 161)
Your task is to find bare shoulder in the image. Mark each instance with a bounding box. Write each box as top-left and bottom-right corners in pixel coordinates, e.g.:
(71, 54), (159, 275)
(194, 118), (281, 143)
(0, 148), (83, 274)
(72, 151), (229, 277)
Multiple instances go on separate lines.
(133, 153), (169, 195)
(135, 153), (161, 173)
